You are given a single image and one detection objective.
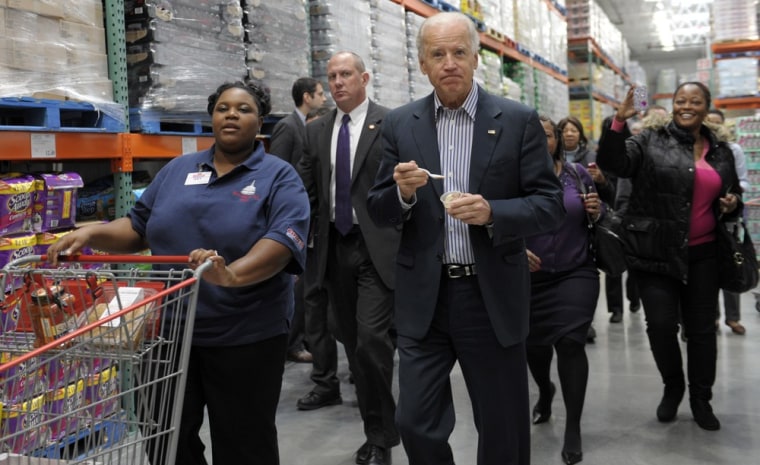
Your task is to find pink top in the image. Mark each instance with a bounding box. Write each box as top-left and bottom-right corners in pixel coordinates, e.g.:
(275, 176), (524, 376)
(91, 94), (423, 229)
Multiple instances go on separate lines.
(609, 119), (720, 245)
(690, 141), (720, 245)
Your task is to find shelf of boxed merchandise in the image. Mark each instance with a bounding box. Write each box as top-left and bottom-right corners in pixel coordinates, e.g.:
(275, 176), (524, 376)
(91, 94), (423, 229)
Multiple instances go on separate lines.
(0, 0), (217, 217)
(391, 0), (568, 84)
(566, 37), (629, 140)
(711, 40), (760, 110)
(568, 37), (629, 83)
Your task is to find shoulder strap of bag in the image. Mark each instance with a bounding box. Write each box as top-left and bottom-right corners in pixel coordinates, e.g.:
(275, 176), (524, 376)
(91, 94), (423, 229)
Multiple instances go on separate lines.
(567, 163), (593, 226)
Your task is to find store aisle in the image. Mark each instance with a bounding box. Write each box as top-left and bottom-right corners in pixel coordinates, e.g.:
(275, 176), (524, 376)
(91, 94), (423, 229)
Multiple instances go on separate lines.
(201, 288), (760, 465)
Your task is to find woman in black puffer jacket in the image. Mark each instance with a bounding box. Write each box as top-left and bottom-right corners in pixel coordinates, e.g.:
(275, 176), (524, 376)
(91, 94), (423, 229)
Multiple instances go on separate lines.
(597, 82), (741, 432)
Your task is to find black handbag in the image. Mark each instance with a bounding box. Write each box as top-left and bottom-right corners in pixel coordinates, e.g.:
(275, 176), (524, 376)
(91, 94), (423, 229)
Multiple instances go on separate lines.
(569, 164), (627, 277)
(717, 217), (759, 293)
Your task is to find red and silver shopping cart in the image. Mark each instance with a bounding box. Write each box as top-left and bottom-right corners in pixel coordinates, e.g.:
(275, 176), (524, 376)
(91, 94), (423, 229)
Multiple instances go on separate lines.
(0, 254), (210, 465)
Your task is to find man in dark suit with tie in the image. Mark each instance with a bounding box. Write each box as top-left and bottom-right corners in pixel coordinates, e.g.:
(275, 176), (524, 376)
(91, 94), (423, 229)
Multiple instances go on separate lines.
(367, 13), (565, 465)
(269, 77), (327, 364)
(298, 51), (401, 465)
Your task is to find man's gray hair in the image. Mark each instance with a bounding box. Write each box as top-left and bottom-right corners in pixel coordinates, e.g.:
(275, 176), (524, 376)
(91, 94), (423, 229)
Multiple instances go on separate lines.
(416, 12), (480, 58)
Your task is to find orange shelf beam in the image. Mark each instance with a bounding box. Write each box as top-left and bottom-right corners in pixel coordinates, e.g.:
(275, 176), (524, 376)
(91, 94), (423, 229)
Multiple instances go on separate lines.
(713, 97), (760, 110)
(0, 131), (124, 161)
(127, 133), (214, 159)
(711, 40), (760, 55)
(392, 0), (438, 17)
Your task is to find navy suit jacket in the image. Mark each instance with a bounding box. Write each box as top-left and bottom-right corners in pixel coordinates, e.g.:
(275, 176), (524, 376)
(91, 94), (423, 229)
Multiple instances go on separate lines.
(298, 101), (401, 289)
(269, 110), (305, 167)
(367, 87), (565, 347)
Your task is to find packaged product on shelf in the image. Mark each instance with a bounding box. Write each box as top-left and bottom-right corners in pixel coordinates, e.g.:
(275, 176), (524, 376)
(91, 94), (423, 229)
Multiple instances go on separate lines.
(0, 232), (36, 296)
(0, 232), (36, 271)
(32, 172), (84, 234)
(0, 174), (34, 236)
(35, 230), (100, 270)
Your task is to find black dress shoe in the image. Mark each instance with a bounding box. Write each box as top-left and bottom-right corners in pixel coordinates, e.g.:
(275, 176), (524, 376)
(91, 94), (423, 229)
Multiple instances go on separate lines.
(629, 301), (641, 313)
(356, 443), (370, 464)
(286, 349), (313, 363)
(609, 311), (623, 323)
(365, 445), (391, 465)
(656, 384), (684, 422)
(532, 382), (556, 424)
(296, 390), (342, 411)
(561, 449), (583, 465)
(690, 398), (721, 431)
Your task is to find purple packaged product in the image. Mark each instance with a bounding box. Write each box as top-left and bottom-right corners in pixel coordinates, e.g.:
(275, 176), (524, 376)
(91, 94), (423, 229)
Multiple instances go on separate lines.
(0, 174), (35, 236)
(84, 365), (120, 421)
(0, 232), (37, 292)
(0, 353), (46, 404)
(33, 173), (84, 233)
(42, 356), (82, 390)
(0, 394), (48, 454)
(44, 379), (85, 441)
(0, 300), (21, 334)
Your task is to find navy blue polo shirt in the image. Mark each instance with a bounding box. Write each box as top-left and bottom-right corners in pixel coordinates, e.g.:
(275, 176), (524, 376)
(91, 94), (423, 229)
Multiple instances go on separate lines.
(129, 142), (310, 346)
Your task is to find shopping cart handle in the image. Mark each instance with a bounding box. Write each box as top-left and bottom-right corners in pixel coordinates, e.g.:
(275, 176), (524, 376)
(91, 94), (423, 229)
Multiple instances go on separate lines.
(43, 254), (191, 264)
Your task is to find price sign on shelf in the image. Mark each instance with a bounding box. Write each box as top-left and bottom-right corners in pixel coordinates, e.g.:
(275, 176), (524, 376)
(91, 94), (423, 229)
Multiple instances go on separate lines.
(181, 137), (198, 155)
(30, 133), (57, 159)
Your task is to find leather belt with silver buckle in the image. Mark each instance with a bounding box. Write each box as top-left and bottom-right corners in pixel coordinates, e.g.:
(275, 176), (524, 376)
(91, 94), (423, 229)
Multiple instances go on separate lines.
(444, 264), (476, 279)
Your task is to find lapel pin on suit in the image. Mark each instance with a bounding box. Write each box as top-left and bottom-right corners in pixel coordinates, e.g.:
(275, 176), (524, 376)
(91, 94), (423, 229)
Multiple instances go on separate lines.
(488, 129), (496, 135)
(369, 124), (376, 130)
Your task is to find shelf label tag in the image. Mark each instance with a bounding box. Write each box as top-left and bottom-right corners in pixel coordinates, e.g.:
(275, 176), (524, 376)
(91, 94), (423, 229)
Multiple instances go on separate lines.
(31, 133), (57, 159)
(181, 137), (197, 155)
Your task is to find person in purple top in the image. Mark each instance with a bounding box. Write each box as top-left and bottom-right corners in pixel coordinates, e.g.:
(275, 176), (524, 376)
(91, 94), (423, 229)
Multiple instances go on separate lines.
(525, 115), (603, 465)
(47, 81), (310, 465)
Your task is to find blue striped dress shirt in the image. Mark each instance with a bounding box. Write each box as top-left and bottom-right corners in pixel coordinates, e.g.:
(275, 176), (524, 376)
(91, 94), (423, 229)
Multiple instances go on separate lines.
(435, 85), (478, 265)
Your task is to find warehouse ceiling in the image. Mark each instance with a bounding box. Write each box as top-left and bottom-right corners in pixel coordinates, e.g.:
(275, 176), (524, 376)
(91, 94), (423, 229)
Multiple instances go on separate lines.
(595, 0), (714, 63)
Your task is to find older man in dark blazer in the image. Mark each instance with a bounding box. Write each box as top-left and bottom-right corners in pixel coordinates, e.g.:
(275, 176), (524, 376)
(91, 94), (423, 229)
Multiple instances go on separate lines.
(298, 51), (401, 465)
(367, 12), (564, 465)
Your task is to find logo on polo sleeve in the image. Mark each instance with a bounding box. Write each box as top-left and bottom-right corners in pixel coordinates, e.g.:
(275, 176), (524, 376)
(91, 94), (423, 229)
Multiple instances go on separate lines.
(286, 227), (305, 251)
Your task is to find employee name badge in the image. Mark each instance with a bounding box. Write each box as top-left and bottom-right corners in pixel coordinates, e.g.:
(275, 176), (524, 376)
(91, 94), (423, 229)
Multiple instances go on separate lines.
(185, 171), (211, 185)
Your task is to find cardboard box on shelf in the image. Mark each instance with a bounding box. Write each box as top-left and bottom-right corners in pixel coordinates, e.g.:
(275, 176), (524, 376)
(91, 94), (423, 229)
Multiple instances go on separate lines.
(6, 0), (64, 19)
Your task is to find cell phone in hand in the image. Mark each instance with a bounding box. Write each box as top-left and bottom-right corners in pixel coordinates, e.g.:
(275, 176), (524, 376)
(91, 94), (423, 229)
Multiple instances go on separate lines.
(633, 85), (648, 112)
(588, 162), (597, 169)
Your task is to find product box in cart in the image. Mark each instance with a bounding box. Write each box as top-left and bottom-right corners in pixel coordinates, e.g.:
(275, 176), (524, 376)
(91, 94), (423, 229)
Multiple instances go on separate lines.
(0, 393), (48, 454)
(0, 352), (46, 405)
(83, 364), (119, 422)
(43, 378), (85, 441)
(41, 356), (82, 390)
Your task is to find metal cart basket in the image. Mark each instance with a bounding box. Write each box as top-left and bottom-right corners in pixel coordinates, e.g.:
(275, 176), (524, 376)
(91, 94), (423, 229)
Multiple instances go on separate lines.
(0, 255), (210, 465)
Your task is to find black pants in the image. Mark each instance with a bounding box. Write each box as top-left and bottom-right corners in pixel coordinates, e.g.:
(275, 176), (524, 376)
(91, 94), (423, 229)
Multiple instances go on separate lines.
(605, 272), (640, 313)
(144, 335), (287, 465)
(302, 246), (340, 395)
(633, 242), (719, 400)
